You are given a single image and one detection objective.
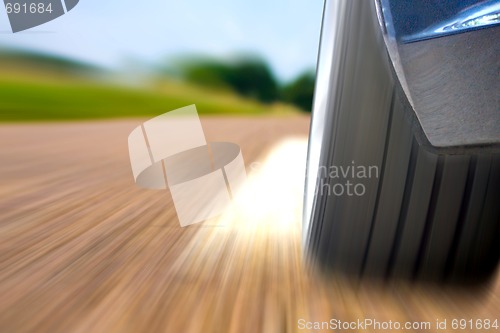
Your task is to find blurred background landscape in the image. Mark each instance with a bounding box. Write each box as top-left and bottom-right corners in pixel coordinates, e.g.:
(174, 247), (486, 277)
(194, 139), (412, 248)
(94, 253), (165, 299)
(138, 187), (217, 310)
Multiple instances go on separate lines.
(0, 0), (323, 121)
(0, 50), (315, 120)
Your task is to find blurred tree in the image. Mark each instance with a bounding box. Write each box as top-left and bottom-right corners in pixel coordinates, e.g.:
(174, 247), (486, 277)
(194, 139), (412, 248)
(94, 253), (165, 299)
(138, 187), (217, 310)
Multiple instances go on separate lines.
(281, 71), (316, 112)
(226, 60), (279, 103)
(174, 55), (317, 112)
(180, 56), (279, 103)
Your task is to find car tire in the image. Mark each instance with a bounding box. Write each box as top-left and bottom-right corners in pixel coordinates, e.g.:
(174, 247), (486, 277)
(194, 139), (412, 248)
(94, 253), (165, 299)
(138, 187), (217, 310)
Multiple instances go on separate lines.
(303, 0), (500, 283)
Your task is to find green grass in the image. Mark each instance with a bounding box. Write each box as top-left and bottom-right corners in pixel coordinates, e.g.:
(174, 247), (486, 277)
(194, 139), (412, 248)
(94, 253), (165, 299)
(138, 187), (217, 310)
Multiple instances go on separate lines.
(0, 71), (300, 121)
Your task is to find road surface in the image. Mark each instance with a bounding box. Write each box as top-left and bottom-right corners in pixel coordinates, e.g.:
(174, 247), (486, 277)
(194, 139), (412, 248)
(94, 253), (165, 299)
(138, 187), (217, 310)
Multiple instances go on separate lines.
(0, 116), (498, 333)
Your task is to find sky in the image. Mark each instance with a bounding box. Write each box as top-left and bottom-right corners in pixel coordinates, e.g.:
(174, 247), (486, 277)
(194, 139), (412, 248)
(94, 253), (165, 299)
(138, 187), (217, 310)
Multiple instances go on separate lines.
(0, 0), (324, 81)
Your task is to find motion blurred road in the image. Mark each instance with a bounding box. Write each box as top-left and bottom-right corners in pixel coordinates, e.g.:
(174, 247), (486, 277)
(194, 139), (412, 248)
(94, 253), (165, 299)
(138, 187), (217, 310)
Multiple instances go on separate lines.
(0, 116), (499, 333)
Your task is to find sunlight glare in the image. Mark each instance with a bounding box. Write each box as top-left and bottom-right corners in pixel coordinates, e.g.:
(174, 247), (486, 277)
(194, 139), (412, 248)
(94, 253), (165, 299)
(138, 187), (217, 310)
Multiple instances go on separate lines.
(218, 137), (309, 235)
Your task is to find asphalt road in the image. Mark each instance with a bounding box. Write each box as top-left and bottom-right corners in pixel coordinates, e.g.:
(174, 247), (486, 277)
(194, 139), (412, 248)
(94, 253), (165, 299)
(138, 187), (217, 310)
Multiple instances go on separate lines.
(0, 116), (498, 333)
